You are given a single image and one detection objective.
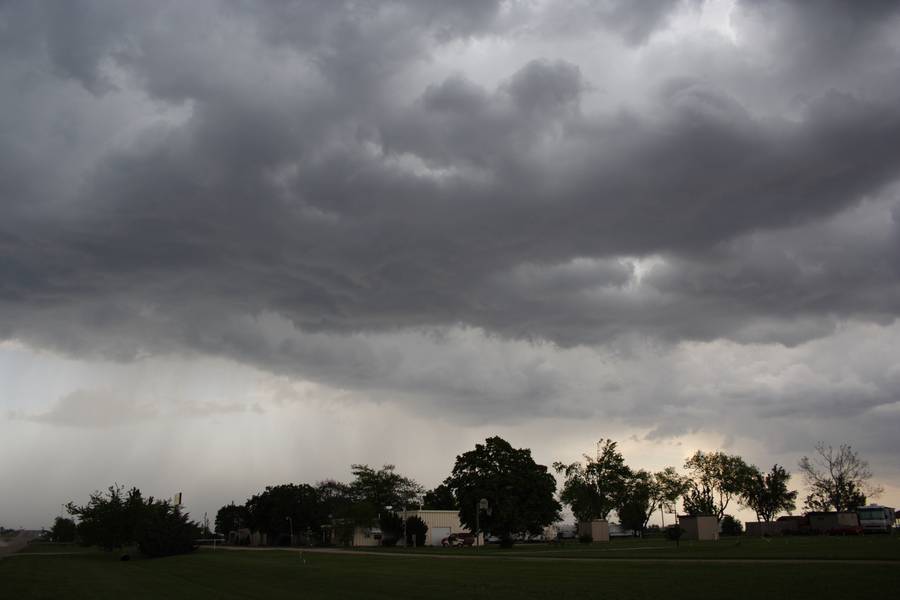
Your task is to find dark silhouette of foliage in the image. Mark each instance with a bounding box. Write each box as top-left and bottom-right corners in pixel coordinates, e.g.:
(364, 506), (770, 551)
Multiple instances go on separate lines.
(740, 464), (798, 522)
(67, 485), (197, 557)
(445, 436), (560, 543)
(618, 470), (654, 535)
(135, 501), (197, 557)
(665, 525), (685, 547)
(50, 517), (77, 543)
(66, 485), (146, 551)
(245, 484), (325, 545)
(405, 515), (428, 546)
(720, 514), (743, 536)
(620, 467), (692, 535)
(350, 464), (423, 515)
(799, 443), (881, 512)
(554, 439), (630, 522)
(423, 484), (457, 510)
(379, 512), (403, 546)
(215, 502), (250, 536)
(684, 451), (755, 521)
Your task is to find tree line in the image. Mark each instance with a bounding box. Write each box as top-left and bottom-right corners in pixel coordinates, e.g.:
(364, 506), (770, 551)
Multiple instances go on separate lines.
(51, 438), (881, 556)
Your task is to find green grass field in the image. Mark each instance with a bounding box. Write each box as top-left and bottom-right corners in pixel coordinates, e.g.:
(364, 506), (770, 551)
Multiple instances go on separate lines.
(3, 539), (899, 600)
(367, 534), (900, 560)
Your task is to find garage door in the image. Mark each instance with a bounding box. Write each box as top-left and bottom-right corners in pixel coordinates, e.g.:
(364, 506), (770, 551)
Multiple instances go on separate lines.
(431, 527), (450, 546)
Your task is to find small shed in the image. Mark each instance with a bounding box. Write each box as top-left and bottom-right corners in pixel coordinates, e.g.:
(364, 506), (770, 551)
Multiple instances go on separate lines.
(677, 516), (719, 541)
(576, 520), (610, 542)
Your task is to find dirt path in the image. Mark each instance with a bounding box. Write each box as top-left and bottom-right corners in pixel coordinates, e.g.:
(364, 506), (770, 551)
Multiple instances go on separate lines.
(0, 532), (38, 559)
(215, 545), (900, 565)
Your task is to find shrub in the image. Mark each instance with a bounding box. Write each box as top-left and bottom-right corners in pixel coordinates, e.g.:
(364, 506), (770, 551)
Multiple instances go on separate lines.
(379, 513), (403, 546)
(721, 515), (743, 536)
(499, 536), (515, 548)
(405, 516), (428, 547)
(578, 533), (593, 544)
(135, 502), (197, 558)
(665, 525), (685, 547)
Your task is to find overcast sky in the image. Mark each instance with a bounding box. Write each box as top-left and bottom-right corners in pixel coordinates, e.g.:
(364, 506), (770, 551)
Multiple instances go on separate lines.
(3, 0), (900, 529)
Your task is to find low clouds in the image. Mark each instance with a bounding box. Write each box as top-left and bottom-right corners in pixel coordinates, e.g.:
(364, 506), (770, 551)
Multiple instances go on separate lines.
(2, 0), (900, 525)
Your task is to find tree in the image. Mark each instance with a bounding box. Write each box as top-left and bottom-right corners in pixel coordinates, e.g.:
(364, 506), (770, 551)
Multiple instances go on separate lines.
(720, 515), (743, 536)
(553, 439), (631, 522)
(215, 502), (250, 537)
(617, 470), (654, 535)
(66, 485), (146, 551)
(652, 467), (692, 519)
(422, 484), (457, 510)
(683, 451), (755, 521)
(50, 517), (77, 543)
(445, 436), (560, 544)
(67, 485), (197, 557)
(379, 512), (404, 546)
(740, 464), (798, 522)
(245, 484), (325, 545)
(350, 464), (423, 514)
(135, 501), (197, 557)
(405, 516), (428, 546)
(799, 443), (882, 512)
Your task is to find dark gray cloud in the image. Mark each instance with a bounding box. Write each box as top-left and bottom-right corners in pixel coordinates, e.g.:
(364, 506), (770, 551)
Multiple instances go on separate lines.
(2, 0), (900, 431)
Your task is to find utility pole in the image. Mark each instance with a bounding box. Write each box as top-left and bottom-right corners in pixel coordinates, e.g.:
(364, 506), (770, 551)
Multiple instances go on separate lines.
(286, 517), (294, 547)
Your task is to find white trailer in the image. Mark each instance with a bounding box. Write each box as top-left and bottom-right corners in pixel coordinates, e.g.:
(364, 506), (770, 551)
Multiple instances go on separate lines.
(856, 504), (895, 534)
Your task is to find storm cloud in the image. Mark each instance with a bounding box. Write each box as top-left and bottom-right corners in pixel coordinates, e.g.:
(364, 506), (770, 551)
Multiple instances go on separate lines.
(2, 1), (900, 527)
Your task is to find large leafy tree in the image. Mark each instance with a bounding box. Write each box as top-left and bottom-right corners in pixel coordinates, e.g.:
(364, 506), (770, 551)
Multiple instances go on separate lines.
(618, 468), (691, 534)
(799, 443), (882, 512)
(740, 464), (798, 522)
(349, 464), (423, 514)
(445, 436), (560, 542)
(214, 502), (250, 536)
(245, 483), (325, 545)
(617, 470), (654, 534)
(683, 451), (755, 521)
(653, 467), (692, 517)
(422, 484), (457, 510)
(553, 439), (631, 522)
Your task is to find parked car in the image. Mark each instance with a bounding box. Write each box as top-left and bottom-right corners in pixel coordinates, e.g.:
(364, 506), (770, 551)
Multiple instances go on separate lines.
(441, 533), (475, 547)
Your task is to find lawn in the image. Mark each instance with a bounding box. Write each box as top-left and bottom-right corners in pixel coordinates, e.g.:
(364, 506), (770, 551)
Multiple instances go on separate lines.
(367, 534), (900, 561)
(2, 544), (898, 600)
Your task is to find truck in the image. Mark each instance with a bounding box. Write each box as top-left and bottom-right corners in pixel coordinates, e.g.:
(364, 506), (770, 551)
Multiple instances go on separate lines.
(856, 504), (895, 534)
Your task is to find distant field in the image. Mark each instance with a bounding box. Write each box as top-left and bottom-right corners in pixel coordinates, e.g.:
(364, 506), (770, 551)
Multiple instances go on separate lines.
(2, 541), (899, 600)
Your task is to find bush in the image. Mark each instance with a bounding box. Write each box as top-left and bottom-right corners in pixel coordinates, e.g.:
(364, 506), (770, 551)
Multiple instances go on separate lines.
(665, 525), (685, 546)
(135, 502), (197, 558)
(578, 533), (593, 544)
(721, 515), (743, 536)
(499, 536), (515, 548)
(405, 516), (428, 546)
(379, 513), (403, 547)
